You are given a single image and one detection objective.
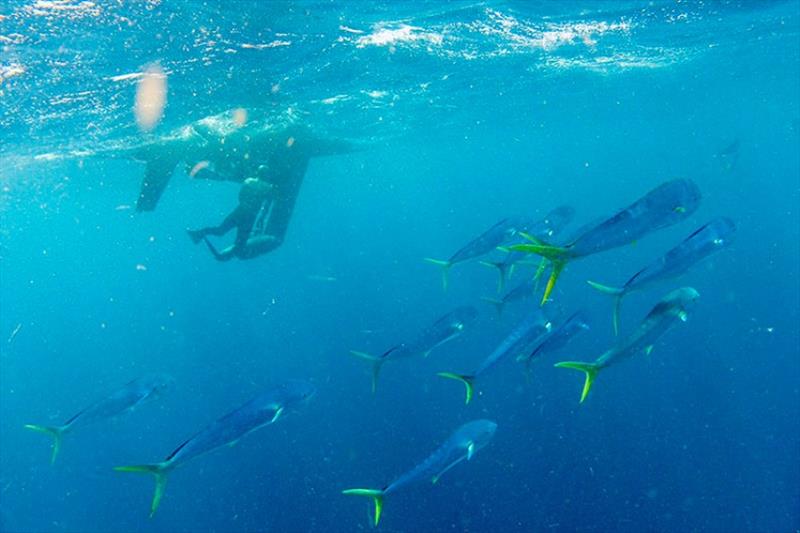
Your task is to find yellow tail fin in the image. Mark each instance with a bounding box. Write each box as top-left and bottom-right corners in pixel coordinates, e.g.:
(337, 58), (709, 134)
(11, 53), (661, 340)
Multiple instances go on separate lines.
(349, 351), (385, 394)
(586, 281), (626, 335)
(24, 424), (66, 465)
(114, 462), (171, 517)
(437, 372), (475, 404)
(424, 258), (452, 291)
(342, 488), (385, 526)
(554, 361), (601, 403)
(509, 242), (569, 305)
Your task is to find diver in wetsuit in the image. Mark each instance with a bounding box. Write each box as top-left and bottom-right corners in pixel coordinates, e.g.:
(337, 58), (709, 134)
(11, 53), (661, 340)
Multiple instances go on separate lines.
(186, 172), (273, 251)
(185, 122), (354, 261)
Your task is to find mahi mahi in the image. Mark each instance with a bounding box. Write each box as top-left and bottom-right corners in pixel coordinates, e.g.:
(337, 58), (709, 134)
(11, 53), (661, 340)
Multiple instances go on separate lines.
(518, 310), (590, 375)
(425, 217), (528, 290)
(350, 306), (478, 393)
(588, 217), (735, 334)
(438, 309), (551, 403)
(343, 419), (497, 526)
(24, 374), (173, 464)
(555, 287), (699, 403)
(114, 379), (315, 517)
(481, 206), (576, 292)
(511, 179), (701, 304)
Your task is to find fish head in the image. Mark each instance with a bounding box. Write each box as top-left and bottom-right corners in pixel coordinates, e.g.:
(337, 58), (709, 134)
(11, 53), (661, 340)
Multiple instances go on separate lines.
(145, 374), (175, 397)
(284, 379), (317, 403)
(666, 179), (702, 220)
(452, 306), (479, 328)
(462, 419), (498, 450)
(664, 287), (700, 318)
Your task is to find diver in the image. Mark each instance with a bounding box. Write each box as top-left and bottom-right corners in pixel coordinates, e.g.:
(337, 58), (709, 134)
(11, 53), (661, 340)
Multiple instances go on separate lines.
(187, 121), (353, 261)
(186, 169), (273, 254)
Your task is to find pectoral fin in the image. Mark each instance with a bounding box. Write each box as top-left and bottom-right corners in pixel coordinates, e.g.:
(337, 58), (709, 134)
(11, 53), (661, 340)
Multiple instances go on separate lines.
(431, 456), (467, 485)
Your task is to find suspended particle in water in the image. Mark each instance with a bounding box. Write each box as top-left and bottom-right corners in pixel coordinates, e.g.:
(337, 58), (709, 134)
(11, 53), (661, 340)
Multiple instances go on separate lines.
(232, 107), (248, 126)
(134, 64), (167, 132)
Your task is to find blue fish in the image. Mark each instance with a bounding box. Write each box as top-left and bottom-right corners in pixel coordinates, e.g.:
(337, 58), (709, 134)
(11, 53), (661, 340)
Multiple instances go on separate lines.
(350, 306), (478, 393)
(518, 311), (590, 375)
(438, 309), (551, 403)
(511, 179), (702, 304)
(425, 217), (528, 290)
(24, 374), (173, 464)
(480, 277), (536, 316)
(481, 206), (575, 292)
(588, 217), (736, 334)
(114, 380), (315, 516)
(343, 419), (497, 526)
(556, 288), (699, 403)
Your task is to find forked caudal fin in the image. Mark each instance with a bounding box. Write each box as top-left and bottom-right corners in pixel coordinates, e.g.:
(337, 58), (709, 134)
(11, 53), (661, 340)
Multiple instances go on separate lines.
(24, 424), (66, 465)
(424, 258), (451, 291)
(437, 372), (476, 404)
(349, 351), (385, 394)
(509, 241), (569, 305)
(114, 462), (172, 517)
(479, 260), (510, 293)
(342, 488), (385, 526)
(554, 361), (601, 404)
(586, 281), (626, 335)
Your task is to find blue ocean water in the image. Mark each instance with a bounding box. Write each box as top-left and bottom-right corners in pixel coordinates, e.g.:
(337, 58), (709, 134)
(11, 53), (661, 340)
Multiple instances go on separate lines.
(1, 1), (799, 532)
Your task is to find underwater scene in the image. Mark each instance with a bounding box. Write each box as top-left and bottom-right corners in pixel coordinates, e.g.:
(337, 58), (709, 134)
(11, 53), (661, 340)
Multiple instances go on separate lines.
(1, 1), (799, 532)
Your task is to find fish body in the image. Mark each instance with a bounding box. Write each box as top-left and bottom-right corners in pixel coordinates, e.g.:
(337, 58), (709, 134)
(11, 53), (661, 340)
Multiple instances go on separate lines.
(343, 419), (497, 526)
(439, 309), (551, 403)
(426, 217), (528, 290)
(350, 306), (478, 392)
(588, 217), (735, 333)
(568, 179), (701, 258)
(114, 380), (315, 516)
(555, 287), (699, 403)
(511, 179), (701, 304)
(484, 206), (575, 291)
(25, 374), (173, 464)
(521, 311), (590, 369)
(482, 277), (536, 316)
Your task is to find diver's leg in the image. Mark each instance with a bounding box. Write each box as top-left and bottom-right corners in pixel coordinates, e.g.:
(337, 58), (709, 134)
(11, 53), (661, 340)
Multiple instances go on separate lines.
(187, 208), (242, 244)
(202, 237), (236, 262)
(234, 198), (291, 260)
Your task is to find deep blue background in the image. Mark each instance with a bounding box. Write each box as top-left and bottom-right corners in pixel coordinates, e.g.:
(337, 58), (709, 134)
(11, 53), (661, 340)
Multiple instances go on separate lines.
(1, 1), (798, 532)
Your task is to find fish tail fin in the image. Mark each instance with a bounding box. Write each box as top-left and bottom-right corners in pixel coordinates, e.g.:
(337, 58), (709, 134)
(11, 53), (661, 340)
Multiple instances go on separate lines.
(437, 372), (475, 404)
(554, 361), (601, 403)
(24, 424), (67, 464)
(424, 258), (451, 291)
(480, 297), (505, 317)
(509, 241), (569, 305)
(342, 488), (385, 526)
(510, 238), (567, 261)
(541, 259), (566, 306)
(114, 462), (172, 517)
(532, 258), (548, 293)
(586, 281), (625, 335)
(479, 260), (508, 293)
(349, 351), (384, 394)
